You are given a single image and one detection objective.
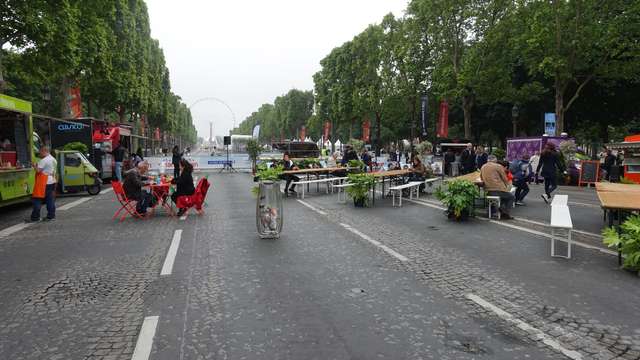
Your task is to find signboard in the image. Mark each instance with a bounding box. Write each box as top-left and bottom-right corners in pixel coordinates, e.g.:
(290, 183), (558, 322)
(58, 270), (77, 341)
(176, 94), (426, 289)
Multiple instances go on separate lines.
(544, 113), (556, 136)
(362, 119), (371, 142)
(437, 100), (449, 138)
(579, 160), (600, 186)
(51, 119), (92, 151)
(420, 95), (428, 136)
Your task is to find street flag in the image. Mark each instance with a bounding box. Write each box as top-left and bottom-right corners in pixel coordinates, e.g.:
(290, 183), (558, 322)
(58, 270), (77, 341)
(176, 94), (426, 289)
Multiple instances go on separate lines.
(420, 95), (428, 136)
(68, 87), (82, 118)
(437, 100), (449, 138)
(362, 119), (371, 142)
(252, 124), (260, 139)
(323, 121), (331, 140)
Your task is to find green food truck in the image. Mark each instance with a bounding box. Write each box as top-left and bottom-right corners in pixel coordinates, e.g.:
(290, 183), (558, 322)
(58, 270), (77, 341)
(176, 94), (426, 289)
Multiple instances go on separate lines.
(0, 94), (36, 207)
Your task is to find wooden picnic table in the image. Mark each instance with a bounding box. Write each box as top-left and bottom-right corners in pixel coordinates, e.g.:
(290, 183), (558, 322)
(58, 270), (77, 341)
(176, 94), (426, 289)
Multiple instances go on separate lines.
(282, 167), (344, 175)
(594, 182), (640, 265)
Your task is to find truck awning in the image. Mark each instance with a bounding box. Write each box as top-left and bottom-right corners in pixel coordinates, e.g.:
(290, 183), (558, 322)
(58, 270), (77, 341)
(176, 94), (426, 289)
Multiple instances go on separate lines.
(607, 142), (640, 150)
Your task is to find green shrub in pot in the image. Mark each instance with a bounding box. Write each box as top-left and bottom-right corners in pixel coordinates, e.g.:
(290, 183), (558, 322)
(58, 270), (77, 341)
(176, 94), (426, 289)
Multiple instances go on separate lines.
(603, 215), (640, 271)
(435, 179), (479, 220)
(345, 173), (375, 207)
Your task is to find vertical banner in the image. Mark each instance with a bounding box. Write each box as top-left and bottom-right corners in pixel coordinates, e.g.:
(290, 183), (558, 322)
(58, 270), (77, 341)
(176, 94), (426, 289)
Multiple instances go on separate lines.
(420, 94), (428, 137)
(299, 126), (306, 141)
(68, 87), (82, 118)
(437, 100), (449, 138)
(154, 128), (161, 141)
(323, 121), (331, 140)
(252, 124), (261, 139)
(544, 113), (556, 136)
(362, 119), (371, 142)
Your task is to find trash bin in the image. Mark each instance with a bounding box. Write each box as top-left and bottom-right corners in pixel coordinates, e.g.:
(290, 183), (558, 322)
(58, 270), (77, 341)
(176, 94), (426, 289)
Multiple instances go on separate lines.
(256, 180), (283, 239)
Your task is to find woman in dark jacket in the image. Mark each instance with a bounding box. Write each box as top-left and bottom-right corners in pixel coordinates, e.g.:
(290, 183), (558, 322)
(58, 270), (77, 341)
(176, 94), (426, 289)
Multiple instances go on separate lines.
(171, 145), (182, 179)
(536, 143), (563, 203)
(171, 158), (195, 216)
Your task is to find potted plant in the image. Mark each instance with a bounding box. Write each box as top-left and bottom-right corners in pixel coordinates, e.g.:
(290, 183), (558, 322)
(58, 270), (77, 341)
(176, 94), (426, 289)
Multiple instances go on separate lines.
(253, 164), (284, 239)
(435, 179), (480, 221)
(603, 215), (640, 274)
(246, 139), (261, 175)
(347, 159), (366, 173)
(345, 173), (375, 207)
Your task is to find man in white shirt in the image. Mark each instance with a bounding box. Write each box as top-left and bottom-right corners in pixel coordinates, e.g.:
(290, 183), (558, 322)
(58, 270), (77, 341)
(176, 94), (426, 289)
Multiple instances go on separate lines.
(29, 146), (57, 222)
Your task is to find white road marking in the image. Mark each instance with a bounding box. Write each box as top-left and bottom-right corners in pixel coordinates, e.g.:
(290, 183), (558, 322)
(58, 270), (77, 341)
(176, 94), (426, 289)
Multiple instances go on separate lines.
(297, 199), (327, 215)
(131, 315), (159, 360)
(408, 198), (615, 256)
(514, 217), (603, 239)
(57, 197), (92, 211)
(180, 214), (187, 221)
(568, 201), (600, 208)
(466, 293), (583, 360)
(340, 223), (409, 262)
(0, 223), (32, 239)
(160, 230), (182, 276)
(101, 187), (113, 194)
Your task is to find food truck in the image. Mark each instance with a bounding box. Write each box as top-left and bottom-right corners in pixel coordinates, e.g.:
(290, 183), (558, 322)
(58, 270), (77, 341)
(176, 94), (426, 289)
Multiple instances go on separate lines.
(0, 94), (35, 207)
(607, 135), (640, 184)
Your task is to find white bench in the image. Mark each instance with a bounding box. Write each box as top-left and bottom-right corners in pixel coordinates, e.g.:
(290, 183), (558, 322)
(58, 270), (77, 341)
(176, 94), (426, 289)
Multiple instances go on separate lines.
(292, 177), (342, 199)
(389, 182), (423, 207)
(333, 182), (354, 203)
(422, 178), (441, 195)
(550, 195), (573, 259)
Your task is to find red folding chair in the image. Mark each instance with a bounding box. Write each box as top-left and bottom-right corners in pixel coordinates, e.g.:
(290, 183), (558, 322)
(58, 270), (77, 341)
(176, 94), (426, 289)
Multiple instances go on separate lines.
(176, 177), (210, 216)
(111, 181), (147, 222)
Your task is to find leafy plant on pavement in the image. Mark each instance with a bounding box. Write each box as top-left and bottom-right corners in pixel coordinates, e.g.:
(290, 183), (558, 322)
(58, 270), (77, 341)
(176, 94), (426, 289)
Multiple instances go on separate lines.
(435, 179), (479, 220)
(491, 148), (506, 161)
(347, 159), (366, 173)
(345, 173), (376, 207)
(251, 164), (283, 196)
(246, 139), (261, 174)
(603, 215), (640, 271)
(62, 141), (89, 155)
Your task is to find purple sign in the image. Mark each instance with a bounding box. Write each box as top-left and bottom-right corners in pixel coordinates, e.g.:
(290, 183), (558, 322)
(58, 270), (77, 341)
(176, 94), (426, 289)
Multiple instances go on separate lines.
(506, 136), (573, 161)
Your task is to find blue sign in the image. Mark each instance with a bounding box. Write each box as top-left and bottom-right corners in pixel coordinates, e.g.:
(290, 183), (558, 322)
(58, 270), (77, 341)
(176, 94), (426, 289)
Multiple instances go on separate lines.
(544, 113), (556, 135)
(57, 123), (85, 131)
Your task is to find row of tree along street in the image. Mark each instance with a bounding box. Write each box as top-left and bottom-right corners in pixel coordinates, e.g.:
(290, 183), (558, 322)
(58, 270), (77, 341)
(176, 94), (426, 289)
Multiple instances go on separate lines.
(1, 0), (197, 145)
(234, 0), (640, 151)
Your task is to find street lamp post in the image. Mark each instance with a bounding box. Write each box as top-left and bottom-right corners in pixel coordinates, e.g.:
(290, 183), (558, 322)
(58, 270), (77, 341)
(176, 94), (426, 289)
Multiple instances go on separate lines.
(511, 104), (519, 138)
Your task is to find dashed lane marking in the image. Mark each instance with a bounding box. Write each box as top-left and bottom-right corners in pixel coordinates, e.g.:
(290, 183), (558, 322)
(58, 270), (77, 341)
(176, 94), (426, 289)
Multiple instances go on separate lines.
(0, 223), (32, 239)
(466, 293), (583, 360)
(160, 230), (182, 276)
(340, 223), (409, 262)
(57, 197), (92, 211)
(131, 315), (159, 360)
(407, 198), (616, 256)
(180, 214), (188, 221)
(100, 187), (113, 194)
(297, 199), (327, 215)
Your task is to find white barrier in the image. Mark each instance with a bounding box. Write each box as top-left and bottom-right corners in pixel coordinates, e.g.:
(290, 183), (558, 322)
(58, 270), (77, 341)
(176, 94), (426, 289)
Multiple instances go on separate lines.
(145, 155), (252, 172)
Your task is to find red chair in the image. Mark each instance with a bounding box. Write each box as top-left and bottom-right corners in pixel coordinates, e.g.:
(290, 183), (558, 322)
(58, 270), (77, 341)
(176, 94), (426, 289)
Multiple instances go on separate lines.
(176, 178), (210, 216)
(111, 181), (147, 222)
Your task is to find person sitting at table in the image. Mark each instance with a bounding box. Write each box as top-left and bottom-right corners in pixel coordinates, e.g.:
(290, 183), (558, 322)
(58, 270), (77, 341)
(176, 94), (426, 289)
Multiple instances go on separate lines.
(123, 161), (154, 215)
(326, 152), (338, 168)
(281, 153), (299, 195)
(480, 155), (514, 220)
(171, 158), (195, 216)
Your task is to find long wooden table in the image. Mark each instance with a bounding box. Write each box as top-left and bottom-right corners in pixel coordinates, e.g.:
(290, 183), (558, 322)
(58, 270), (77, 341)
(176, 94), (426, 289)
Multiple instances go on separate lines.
(594, 182), (640, 265)
(282, 167), (347, 193)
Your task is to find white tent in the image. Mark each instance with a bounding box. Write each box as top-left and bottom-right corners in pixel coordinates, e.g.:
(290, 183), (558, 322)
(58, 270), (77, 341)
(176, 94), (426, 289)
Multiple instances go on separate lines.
(304, 137), (312, 143)
(335, 139), (342, 152)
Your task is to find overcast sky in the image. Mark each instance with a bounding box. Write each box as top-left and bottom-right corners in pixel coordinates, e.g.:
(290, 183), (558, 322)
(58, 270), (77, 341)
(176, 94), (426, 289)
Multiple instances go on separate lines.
(145, 0), (407, 139)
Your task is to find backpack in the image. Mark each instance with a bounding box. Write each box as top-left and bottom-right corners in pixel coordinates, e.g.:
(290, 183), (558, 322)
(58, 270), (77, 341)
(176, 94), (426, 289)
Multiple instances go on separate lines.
(513, 160), (531, 181)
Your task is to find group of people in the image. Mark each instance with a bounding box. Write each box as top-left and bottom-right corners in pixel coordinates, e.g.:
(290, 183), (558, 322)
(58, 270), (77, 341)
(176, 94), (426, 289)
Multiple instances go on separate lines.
(444, 144), (489, 176)
(480, 142), (563, 219)
(112, 144), (146, 182)
(121, 155), (195, 217)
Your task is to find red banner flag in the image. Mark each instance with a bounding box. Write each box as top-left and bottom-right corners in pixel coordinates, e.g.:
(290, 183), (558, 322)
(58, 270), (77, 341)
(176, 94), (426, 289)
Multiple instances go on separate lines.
(154, 128), (161, 141)
(299, 126), (306, 141)
(362, 120), (371, 142)
(68, 87), (82, 118)
(437, 100), (449, 138)
(323, 121), (331, 140)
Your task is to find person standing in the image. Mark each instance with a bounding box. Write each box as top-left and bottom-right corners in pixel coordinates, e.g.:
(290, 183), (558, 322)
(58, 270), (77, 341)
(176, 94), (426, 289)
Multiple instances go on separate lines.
(529, 151), (541, 184)
(513, 154), (533, 205)
(475, 147), (488, 171)
(361, 149), (372, 172)
(461, 144), (476, 174)
(113, 143), (126, 182)
(172, 145), (182, 179)
(602, 149), (616, 181)
(29, 146), (57, 222)
(536, 143), (563, 203)
(480, 155), (514, 219)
